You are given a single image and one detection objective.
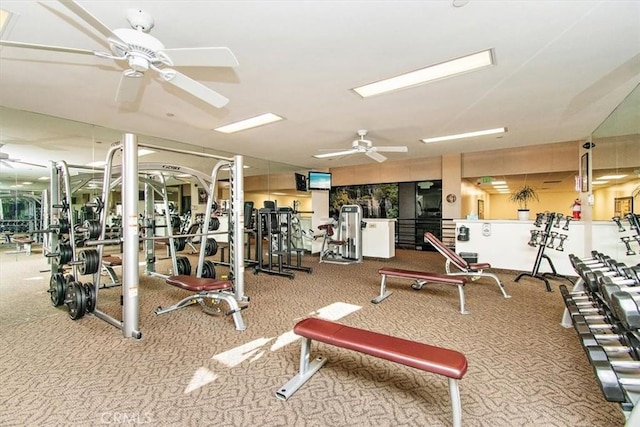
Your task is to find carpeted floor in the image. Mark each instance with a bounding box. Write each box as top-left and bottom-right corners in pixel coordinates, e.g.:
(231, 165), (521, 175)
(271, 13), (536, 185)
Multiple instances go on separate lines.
(0, 243), (626, 426)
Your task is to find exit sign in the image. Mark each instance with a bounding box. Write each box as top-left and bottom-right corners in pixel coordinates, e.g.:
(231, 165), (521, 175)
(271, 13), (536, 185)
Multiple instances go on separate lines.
(480, 177), (493, 184)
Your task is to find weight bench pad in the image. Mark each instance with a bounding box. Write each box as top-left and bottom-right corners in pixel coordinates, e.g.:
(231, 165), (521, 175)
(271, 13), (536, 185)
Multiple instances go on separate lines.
(378, 268), (467, 285)
(294, 317), (468, 379)
(11, 237), (34, 244)
(166, 275), (232, 292)
(102, 256), (122, 266)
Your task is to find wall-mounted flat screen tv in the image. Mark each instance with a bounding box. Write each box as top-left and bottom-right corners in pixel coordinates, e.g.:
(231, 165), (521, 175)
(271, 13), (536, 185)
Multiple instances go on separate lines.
(308, 171), (332, 191)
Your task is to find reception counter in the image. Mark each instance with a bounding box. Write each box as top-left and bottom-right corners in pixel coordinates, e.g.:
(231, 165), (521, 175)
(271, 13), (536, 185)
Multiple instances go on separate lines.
(452, 219), (640, 276)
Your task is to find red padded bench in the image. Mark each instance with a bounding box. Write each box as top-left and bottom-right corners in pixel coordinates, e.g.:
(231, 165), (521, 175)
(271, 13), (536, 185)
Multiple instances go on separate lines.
(424, 232), (511, 300)
(10, 235), (35, 255)
(374, 267), (469, 314)
(276, 318), (468, 427)
(155, 275), (246, 331)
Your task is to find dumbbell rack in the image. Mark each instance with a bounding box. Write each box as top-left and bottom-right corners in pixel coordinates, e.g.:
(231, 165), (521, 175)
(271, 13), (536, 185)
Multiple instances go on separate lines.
(515, 212), (574, 292)
(560, 252), (640, 425)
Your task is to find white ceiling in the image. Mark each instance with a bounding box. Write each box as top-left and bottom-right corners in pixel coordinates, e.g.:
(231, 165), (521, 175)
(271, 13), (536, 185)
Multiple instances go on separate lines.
(0, 0), (639, 192)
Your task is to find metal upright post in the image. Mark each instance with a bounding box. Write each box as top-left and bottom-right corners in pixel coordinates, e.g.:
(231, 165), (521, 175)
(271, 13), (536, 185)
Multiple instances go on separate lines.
(231, 155), (246, 303)
(121, 133), (141, 339)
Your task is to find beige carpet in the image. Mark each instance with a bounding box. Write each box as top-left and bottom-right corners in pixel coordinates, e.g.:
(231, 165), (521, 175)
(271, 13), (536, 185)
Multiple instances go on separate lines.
(0, 243), (625, 426)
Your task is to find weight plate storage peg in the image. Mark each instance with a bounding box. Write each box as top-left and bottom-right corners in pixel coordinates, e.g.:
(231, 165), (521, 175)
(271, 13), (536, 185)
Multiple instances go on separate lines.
(65, 281), (86, 320)
(48, 273), (66, 307)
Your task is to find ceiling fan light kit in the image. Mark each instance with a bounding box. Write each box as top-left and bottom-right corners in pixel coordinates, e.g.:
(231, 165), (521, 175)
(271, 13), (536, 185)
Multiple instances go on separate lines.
(0, 0), (238, 109)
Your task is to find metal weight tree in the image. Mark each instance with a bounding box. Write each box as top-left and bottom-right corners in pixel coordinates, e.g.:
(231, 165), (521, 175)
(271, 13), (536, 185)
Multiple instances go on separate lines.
(515, 212), (574, 291)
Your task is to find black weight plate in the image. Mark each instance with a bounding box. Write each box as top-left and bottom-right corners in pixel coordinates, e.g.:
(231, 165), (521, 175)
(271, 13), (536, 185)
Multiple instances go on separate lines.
(79, 249), (100, 275)
(210, 217), (220, 231)
(65, 281), (86, 320)
(49, 273), (66, 306)
(83, 282), (96, 313)
(205, 239), (218, 256)
(202, 260), (216, 279)
(176, 256), (191, 276)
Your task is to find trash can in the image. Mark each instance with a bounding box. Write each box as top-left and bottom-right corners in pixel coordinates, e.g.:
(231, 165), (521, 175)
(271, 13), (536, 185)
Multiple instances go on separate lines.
(459, 252), (478, 264)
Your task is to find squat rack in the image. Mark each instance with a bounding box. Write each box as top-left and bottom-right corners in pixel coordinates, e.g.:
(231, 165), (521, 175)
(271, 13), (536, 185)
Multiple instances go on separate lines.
(49, 133), (246, 339)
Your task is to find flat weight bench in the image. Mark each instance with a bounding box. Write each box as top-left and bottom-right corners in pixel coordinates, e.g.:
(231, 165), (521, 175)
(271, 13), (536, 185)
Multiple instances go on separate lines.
(374, 267), (469, 314)
(155, 275), (246, 331)
(101, 256), (122, 287)
(276, 318), (468, 427)
(10, 236), (35, 255)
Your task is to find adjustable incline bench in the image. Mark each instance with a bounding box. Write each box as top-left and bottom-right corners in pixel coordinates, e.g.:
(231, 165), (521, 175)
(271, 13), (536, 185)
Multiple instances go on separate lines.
(374, 268), (469, 313)
(155, 275), (246, 331)
(424, 231), (511, 300)
(276, 317), (468, 427)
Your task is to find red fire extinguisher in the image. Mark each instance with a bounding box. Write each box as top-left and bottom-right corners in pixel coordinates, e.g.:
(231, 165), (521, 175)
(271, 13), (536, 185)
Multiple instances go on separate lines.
(572, 199), (581, 220)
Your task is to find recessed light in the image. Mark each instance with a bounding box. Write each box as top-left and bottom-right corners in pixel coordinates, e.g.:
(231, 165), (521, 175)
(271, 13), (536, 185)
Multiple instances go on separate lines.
(422, 127), (507, 144)
(352, 49), (494, 98)
(86, 160), (106, 167)
(491, 181), (506, 185)
(592, 180), (609, 185)
(214, 113), (284, 134)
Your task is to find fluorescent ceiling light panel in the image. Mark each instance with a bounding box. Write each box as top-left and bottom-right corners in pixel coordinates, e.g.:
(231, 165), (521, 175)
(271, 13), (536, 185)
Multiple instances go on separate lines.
(215, 113), (284, 134)
(0, 9), (16, 37)
(491, 180), (506, 185)
(422, 127), (507, 144)
(598, 174), (627, 180)
(352, 49), (494, 98)
(313, 149), (359, 159)
(592, 180), (608, 185)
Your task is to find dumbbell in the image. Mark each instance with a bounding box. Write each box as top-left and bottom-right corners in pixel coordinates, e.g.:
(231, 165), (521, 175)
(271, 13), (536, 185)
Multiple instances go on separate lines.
(562, 216), (573, 230)
(621, 236), (637, 256)
(560, 286), (610, 319)
(553, 213), (564, 228)
(584, 344), (640, 404)
(610, 291), (640, 331)
(598, 268), (640, 305)
(555, 234), (568, 251)
(612, 216), (626, 232)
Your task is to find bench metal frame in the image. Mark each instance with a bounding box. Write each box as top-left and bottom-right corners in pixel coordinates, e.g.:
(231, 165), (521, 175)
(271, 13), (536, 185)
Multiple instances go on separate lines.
(276, 335), (463, 427)
(373, 271), (468, 314)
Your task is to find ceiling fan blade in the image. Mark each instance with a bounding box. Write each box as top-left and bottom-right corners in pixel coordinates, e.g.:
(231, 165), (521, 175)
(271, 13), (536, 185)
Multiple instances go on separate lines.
(161, 47), (239, 67)
(0, 159), (14, 169)
(313, 149), (359, 159)
(366, 151), (387, 163)
(0, 39), (96, 56)
(115, 72), (145, 103)
(57, 0), (126, 46)
(163, 70), (229, 108)
(13, 160), (46, 168)
(374, 146), (409, 153)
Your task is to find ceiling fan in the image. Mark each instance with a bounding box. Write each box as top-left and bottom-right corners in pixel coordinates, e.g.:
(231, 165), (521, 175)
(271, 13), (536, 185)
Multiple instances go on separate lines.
(0, 146), (45, 169)
(0, 0), (238, 108)
(314, 130), (409, 163)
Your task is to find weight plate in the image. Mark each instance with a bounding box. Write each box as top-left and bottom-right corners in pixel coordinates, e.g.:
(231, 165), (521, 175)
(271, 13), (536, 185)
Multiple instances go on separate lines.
(210, 217), (220, 231)
(173, 237), (186, 252)
(205, 239), (218, 256)
(202, 260), (216, 279)
(177, 256), (191, 276)
(65, 281), (86, 320)
(78, 249), (100, 275)
(48, 273), (66, 307)
(83, 282), (96, 313)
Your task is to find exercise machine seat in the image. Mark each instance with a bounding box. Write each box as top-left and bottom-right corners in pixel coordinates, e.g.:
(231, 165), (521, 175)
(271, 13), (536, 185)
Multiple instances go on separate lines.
(166, 275), (232, 292)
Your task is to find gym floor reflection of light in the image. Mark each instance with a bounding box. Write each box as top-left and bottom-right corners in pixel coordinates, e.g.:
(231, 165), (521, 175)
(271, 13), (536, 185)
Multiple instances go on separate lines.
(184, 302), (362, 394)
